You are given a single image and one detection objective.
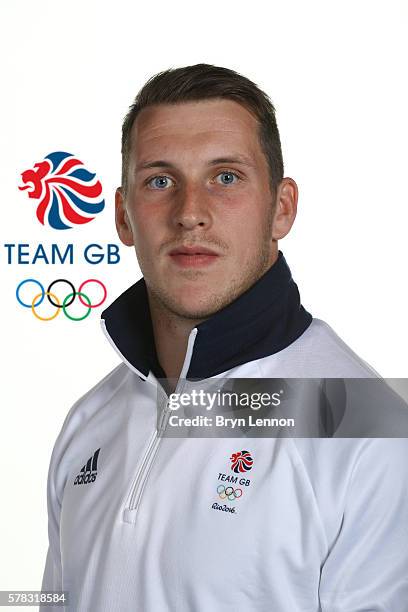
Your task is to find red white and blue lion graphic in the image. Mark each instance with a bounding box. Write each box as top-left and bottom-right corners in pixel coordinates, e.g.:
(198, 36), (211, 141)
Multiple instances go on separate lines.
(230, 450), (253, 473)
(18, 151), (105, 230)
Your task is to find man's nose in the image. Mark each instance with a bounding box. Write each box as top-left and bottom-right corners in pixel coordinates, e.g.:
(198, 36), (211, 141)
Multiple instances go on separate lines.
(172, 183), (212, 230)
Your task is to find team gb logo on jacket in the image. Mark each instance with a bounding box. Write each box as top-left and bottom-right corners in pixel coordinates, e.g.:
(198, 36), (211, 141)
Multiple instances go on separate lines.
(230, 450), (253, 473)
(213, 450), (254, 514)
(18, 151), (105, 230)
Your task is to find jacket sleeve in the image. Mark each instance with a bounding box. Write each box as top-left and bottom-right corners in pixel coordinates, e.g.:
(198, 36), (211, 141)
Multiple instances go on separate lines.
(41, 546), (62, 593)
(38, 367), (121, 611)
(319, 438), (408, 611)
(39, 437), (64, 612)
(39, 403), (75, 612)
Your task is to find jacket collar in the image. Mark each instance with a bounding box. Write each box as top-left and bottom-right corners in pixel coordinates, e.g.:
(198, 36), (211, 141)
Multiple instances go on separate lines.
(101, 250), (312, 381)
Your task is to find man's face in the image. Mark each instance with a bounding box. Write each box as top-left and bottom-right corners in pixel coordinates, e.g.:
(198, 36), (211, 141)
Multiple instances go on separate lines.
(116, 98), (284, 320)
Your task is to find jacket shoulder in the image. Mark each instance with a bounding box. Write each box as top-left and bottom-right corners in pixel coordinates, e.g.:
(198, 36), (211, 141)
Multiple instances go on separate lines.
(59, 363), (130, 436)
(47, 364), (132, 490)
(257, 317), (380, 378)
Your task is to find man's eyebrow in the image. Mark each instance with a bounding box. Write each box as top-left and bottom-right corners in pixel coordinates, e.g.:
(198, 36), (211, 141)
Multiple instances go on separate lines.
(135, 160), (176, 171)
(135, 155), (255, 172)
(207, 156), (255, 168)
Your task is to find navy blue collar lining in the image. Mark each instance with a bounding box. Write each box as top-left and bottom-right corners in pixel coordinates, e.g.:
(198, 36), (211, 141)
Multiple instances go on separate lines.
(101, 250), (312, 380)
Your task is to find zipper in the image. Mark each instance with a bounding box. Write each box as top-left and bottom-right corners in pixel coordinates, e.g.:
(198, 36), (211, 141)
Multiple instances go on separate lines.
(123, 328), (198, 524)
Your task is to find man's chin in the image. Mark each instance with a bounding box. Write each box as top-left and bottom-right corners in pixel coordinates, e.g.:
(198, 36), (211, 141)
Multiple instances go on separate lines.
(148, 265), (266, 321)
(163, 297), (225, 321)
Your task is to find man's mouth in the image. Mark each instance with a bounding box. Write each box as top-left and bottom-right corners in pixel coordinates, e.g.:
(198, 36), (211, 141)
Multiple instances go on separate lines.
(168, 245), (221, 268)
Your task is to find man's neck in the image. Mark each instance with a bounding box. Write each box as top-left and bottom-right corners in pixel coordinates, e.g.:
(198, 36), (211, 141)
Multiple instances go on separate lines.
(147, 292), (205, 393)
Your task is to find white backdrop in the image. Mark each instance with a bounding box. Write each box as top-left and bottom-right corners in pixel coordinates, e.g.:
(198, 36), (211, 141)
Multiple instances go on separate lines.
(1, 0), (407, 604)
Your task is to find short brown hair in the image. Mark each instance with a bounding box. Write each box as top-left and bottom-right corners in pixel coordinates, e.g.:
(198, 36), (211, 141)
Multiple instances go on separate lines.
(121, 63), (284, 196)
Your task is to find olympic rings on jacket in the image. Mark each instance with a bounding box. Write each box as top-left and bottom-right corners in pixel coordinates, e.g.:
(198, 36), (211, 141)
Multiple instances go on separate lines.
(217, 485), (243, 500)
(16, 278), (107, 321)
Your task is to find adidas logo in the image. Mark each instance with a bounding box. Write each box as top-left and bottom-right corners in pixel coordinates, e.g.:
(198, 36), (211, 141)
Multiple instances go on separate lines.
(74, 448), (100, 485)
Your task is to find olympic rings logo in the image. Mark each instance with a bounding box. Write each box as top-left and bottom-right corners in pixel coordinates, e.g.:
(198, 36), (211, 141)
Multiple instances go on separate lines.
(16, 278), (107, 321)
(217, 484), (243, 501)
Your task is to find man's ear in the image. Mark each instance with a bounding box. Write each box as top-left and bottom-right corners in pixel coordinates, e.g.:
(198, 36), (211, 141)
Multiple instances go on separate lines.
(115, 187), (134, 246)
(272, 177), (298, 240)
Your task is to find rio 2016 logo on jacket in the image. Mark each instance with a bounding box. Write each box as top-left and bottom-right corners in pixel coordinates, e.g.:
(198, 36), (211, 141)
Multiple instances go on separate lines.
(230, 450), (253, 473)
(18, 151), (105, 230)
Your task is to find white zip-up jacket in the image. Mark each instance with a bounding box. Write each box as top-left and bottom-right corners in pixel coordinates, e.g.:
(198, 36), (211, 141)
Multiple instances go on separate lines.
(41, 251), (408, 611)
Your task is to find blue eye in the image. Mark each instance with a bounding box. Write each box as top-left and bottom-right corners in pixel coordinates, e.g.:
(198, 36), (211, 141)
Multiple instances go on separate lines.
(148, 176), (174, 189)
(216, 172), (239, 185)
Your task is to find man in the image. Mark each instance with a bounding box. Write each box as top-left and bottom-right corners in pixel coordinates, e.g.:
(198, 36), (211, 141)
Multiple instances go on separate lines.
(41, 64), (408, 610)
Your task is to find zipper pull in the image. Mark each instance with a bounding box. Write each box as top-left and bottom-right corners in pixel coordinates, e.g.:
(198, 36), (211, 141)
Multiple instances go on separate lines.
(157, 398), (171, 434)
